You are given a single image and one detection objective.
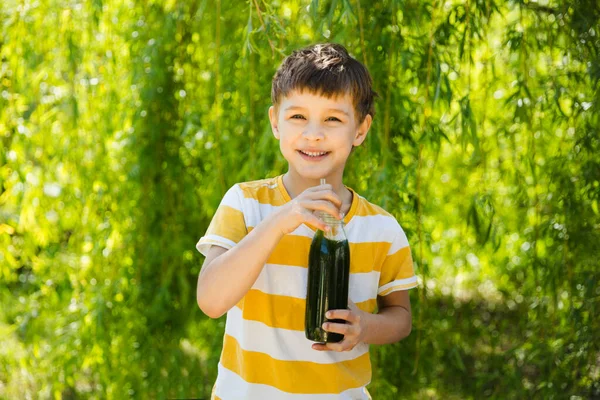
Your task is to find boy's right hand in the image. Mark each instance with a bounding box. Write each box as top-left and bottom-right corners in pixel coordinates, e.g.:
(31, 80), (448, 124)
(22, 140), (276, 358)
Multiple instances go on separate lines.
(273, 184), (343, 235)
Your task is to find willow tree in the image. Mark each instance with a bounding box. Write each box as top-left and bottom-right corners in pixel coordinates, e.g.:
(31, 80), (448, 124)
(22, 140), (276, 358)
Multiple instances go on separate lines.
(1, 0), (598, 399)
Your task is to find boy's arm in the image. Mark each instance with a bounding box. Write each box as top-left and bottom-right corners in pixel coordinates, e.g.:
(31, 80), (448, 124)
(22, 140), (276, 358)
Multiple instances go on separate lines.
(363, 290), (412, 344)
(196, 211), (285, 318)
(197, 184), (343, 319)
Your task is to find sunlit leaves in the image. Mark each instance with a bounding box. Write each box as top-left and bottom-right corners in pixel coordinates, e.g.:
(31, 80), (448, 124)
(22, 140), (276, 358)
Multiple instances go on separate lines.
(0, 0), (599, 399)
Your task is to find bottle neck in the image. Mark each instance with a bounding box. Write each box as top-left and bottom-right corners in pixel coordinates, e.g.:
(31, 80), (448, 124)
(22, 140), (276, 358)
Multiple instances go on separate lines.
(315, 211), (344, 225)
(315, 211), (346, 240)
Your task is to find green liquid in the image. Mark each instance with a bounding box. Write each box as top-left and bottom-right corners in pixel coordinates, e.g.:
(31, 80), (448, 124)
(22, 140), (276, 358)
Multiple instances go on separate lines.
(305, 230), (350, 343)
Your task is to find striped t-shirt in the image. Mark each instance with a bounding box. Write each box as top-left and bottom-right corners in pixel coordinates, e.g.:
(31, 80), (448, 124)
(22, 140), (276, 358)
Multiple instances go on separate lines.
(196, 175), (418, 399)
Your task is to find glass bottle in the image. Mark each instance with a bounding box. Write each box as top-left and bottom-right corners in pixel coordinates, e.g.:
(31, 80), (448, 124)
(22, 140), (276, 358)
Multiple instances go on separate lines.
(305, 210), (350, 343)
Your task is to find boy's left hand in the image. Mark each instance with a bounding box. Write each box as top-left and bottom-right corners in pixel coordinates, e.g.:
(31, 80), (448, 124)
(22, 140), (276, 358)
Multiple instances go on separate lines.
(312, 301), (368, 352)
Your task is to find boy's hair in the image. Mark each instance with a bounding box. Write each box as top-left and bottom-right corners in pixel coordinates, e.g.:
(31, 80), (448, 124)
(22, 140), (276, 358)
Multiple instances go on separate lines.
(271, 43), (378, 124)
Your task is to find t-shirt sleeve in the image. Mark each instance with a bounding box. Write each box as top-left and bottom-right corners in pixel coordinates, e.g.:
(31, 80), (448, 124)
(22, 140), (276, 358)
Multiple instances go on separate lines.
(196, 184), (248, 257)
(377, 226), (418, 296)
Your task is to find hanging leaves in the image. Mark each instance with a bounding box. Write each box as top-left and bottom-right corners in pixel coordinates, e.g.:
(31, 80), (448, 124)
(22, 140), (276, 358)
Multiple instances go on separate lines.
(0, 0), (599, 398)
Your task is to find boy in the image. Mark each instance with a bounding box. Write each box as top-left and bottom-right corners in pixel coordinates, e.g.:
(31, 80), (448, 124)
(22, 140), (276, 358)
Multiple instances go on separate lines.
(196, 43), (418, 399)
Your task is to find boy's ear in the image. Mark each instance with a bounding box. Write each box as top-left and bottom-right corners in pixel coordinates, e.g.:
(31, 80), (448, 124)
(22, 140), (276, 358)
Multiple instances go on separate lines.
(268, 106), (280, 140)
(352, 114), (372, 147)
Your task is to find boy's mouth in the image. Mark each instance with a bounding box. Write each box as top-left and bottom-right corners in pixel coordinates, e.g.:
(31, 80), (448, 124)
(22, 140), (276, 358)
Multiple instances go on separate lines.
(297, 150), (331, 161)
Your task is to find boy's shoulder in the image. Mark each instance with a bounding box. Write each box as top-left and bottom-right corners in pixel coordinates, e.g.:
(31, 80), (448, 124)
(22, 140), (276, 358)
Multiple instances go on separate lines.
(353, 192), (393, 219)
(352, 191), (406, 234)
(236, 176), (280, 191)
(231, 176), (286, 206)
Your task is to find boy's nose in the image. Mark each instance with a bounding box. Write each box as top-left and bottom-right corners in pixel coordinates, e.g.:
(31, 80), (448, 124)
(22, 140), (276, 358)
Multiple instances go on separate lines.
(302, 124), (325, 140)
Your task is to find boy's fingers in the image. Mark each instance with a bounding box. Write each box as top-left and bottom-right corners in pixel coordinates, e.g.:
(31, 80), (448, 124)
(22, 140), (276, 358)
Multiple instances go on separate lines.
(324, 340), (353, 352)
(305, 188), (342, 209)
(304, 212), (331, 232)
(326, 309), (358, 323)
(312, 341), (353, 352)
(316, 200), (343, 218)
(311, 343), (331, 351)
(303, 200), (342, 219)
(307, 184), (333, 193)
(320, 191), (343, 209)
(322, 321), (352, 336)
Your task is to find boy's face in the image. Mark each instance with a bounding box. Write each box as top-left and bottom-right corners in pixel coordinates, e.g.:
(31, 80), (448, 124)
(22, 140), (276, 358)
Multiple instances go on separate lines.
(268, 89), (372, 183)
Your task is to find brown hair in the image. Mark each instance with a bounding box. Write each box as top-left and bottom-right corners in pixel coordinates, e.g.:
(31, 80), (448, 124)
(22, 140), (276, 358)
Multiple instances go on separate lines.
(271, 43), (378, 124)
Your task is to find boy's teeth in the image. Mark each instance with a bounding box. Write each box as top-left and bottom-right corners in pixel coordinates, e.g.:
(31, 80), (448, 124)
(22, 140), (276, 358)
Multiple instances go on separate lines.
(302, 151), (327, 157)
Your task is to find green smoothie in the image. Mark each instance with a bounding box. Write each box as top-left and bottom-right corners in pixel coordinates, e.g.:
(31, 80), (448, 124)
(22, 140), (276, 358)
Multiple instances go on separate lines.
(305, 229), (350, 343)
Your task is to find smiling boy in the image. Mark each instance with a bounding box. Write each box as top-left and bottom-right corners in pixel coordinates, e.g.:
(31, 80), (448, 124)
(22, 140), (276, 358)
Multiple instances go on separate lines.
(196, 43), (418, 399)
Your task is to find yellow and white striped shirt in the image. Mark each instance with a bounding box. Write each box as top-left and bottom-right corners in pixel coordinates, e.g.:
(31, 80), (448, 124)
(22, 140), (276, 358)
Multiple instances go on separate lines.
(197, 175), (418, 399)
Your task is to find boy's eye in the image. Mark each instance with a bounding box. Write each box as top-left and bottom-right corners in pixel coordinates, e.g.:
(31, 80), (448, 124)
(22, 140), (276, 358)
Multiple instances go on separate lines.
(290, 115), (341, 122)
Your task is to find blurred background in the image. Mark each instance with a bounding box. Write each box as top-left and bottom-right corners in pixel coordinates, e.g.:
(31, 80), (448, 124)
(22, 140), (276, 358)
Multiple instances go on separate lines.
(1, 0), (599, 399)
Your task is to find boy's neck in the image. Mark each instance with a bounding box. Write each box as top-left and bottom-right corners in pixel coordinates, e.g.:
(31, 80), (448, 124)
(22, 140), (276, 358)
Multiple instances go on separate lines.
(282, 170), (352, 211)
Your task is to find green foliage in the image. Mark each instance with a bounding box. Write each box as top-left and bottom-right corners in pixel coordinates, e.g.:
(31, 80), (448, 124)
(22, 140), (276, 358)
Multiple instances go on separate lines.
(1, 0), (599, 399)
